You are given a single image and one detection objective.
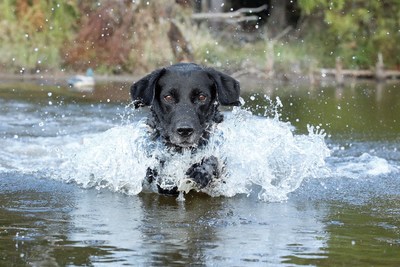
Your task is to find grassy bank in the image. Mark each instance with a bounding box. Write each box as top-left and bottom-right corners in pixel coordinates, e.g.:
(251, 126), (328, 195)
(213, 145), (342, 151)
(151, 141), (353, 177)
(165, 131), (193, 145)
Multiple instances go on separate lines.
(0, 0), (78, 73)
(0, 1), (398, 77)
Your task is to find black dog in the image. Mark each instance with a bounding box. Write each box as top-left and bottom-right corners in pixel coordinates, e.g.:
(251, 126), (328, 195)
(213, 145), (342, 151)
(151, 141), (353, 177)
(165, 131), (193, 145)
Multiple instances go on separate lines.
(130, 63), (240, 194)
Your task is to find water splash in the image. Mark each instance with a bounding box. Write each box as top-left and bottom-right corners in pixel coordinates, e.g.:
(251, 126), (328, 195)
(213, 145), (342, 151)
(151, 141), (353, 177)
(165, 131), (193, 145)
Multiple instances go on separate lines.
(329, 152), (394, 179)
(207, 108), (331, 201)
(53, 98), (331, 202)
(57, 122), (154, 195)
(1, 95), (399, 202)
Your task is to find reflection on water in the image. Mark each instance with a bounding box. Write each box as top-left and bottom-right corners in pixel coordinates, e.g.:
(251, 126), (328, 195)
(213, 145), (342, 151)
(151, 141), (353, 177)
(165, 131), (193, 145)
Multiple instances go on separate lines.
(1, 174), (329, 266)
(0, 80), (399, 266)
(243, 82), (400, 140)
(2, 174), (399, 266)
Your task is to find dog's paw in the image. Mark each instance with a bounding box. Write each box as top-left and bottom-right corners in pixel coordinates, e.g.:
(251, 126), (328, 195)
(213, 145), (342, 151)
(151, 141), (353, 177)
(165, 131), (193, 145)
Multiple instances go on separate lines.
(144, 167), (179, 195)
(145, 167), (157, 184)
(185, 156), (219, 189)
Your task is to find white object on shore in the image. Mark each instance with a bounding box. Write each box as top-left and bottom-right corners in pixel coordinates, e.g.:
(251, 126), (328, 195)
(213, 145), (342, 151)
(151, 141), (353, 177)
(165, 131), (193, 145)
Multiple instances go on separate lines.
(67, 68), (95, 90)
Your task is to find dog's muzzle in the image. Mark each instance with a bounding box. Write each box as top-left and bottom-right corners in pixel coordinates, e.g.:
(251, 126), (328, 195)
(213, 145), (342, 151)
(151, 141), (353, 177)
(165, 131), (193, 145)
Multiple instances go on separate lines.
(169, 121), (202, 148)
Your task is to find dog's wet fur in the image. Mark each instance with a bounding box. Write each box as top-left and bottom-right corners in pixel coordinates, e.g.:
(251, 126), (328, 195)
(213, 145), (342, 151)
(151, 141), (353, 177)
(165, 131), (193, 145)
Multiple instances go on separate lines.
(130, 63), (240, 194)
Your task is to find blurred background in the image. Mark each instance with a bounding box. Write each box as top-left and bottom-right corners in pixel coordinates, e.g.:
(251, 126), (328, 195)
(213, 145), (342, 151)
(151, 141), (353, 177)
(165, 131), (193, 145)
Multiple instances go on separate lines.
(0, 0), (399, 78)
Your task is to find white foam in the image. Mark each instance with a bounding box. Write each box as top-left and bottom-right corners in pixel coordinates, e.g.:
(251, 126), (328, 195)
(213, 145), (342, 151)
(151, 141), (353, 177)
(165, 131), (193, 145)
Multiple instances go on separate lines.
(52, 106), (331, 202)
(208, 108), (331, 201)
(56, 121), (155, 195)
(0, 136), (64, 173)
(330, 152), (394, 179)
(2, 97), (399, 202)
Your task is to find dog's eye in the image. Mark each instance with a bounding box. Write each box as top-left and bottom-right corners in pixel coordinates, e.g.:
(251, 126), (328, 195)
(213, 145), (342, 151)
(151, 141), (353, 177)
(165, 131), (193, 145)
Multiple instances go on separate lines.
(198, 94), (207, 102)
(163, 95), (175, 103)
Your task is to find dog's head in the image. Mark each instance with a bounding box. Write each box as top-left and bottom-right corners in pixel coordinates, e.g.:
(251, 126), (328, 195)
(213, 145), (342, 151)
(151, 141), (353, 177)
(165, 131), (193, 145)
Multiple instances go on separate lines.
(130, 63), (240, 148)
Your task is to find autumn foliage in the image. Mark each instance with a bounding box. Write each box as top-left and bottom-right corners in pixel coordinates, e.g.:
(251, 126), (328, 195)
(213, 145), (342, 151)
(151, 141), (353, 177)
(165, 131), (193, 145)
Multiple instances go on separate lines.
(63, 0), (192, 73)
(63, 1), (135, 72)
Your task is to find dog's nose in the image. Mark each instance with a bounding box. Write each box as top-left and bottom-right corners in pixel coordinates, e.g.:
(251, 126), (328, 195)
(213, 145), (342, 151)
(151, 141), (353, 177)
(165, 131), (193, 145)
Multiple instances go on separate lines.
(177, 127), (194, 137)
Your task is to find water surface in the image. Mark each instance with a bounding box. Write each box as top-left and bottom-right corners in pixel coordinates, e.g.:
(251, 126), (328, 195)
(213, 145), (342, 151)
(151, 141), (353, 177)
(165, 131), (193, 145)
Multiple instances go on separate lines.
(0, 79), (399, 266)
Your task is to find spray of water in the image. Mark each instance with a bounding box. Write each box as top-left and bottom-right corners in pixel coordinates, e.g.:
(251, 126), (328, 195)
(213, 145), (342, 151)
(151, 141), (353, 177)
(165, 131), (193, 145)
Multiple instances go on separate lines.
(54, 96), (331, 202)
(2, 95), (398, 202)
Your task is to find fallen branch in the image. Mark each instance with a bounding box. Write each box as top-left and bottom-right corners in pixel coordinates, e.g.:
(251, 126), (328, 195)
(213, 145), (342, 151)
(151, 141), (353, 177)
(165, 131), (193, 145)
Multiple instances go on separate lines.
(191, 4), (267, 22)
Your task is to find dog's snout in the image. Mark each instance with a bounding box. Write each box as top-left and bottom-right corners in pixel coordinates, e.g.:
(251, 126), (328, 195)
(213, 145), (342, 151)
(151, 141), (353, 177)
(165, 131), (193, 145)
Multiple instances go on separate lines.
(176, 126), (194, 137)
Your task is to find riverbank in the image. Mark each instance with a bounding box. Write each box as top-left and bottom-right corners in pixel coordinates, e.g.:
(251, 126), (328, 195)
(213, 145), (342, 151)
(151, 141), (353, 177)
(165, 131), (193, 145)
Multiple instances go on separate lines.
(1, 66), (399, 93)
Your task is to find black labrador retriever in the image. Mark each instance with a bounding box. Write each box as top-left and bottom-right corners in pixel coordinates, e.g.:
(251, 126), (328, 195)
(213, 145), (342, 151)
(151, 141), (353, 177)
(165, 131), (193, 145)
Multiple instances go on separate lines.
(130, 63), (240, 195)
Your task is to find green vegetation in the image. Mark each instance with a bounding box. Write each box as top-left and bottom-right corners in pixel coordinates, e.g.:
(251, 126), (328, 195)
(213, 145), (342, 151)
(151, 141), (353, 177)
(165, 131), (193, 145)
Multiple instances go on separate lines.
(298, 0), (400, 68)
(0, 0), (78, 73)
(0, 0), (399, 75)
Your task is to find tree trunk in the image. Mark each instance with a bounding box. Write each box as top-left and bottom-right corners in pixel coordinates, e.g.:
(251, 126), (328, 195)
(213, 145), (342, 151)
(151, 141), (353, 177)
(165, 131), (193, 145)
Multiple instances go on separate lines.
(268, 0), (287, 37)
(168, 21), (194, 62)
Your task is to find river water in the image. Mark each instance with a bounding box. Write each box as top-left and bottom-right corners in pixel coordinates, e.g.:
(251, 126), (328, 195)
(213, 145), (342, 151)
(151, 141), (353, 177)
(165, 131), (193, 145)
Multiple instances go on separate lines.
(0, 79), (399, 266)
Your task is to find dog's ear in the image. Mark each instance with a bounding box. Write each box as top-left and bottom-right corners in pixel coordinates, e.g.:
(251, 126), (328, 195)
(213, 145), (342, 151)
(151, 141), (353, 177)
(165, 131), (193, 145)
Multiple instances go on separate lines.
(130, 68), (166, 108)
(205, 68), (241, 106)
